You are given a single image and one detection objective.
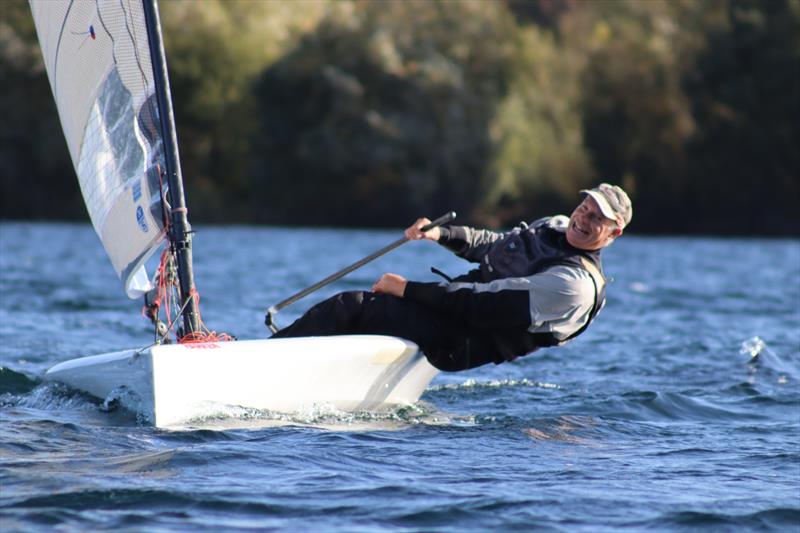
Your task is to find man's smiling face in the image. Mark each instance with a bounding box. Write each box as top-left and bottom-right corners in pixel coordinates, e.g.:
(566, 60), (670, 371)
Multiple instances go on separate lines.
(566, 196), (621, 250)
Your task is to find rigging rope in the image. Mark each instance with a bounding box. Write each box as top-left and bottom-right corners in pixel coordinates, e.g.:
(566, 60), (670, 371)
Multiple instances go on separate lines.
(142, 247), (234, 344)
(178, 289), (235, 344)
(141, 165), (233, 345)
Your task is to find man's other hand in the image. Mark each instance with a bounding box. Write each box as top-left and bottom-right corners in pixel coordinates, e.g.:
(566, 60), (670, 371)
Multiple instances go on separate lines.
(404, 218), (441, 241)
(372, 273), (407, 297)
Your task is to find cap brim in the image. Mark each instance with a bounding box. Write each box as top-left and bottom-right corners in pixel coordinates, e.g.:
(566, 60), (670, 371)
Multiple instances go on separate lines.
(581, 190), (618, 224)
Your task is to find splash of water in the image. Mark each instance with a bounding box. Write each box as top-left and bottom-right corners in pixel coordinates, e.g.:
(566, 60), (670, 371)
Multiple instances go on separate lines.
(429, 378), (561, 391)
(740, 336), (766, 359)
(171, 399), (459, 431)
(1, 381), (98, 411)
(102, 386), (152, 425)
(741, 336), (797, 384)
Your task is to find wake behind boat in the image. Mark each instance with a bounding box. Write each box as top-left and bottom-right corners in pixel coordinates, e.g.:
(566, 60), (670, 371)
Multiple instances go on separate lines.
(30, 0), (438, 427)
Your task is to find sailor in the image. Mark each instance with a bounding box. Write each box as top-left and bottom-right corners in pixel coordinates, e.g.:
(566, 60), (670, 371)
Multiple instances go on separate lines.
(272, 184), (632, 371)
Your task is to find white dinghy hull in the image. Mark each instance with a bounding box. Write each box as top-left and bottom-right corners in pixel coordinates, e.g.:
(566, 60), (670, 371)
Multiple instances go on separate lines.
(45, 336), (439, 427)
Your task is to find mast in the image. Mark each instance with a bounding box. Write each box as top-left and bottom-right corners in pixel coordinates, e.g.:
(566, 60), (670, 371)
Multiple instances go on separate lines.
(142, 0), (200, 335)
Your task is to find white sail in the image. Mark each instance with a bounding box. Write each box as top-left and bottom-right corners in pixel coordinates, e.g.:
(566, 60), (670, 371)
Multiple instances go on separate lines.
(30, 0), (167, 298)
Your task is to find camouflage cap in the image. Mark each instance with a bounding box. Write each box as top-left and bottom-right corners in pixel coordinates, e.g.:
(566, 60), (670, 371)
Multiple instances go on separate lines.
(580, 183), (632, 229)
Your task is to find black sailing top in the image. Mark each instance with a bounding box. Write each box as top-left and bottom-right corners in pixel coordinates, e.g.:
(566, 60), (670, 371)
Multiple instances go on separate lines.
(403, 216), (607, 362)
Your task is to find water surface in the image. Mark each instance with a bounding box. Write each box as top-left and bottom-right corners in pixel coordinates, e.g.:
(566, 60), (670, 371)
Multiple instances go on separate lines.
(1, 222), (798, 531)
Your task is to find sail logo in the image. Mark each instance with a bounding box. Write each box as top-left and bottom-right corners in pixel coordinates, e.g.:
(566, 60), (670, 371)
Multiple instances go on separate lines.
(132, 181), (142, 202)
(136, 205), (149, 233)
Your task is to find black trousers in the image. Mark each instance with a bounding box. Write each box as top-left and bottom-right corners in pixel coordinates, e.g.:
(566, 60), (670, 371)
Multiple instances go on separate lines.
(271, 291), (500, 371)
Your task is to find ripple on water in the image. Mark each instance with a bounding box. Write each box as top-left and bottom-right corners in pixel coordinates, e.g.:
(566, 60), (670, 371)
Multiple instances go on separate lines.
(639, 508), (800, 530)
(0, 367), (40, 395)
(621, 390), (770, 422)
(2, 226), (799, 532)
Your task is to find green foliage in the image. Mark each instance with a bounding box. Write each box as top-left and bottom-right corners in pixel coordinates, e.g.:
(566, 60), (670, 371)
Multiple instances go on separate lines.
(562, 0), (799, 234)
(3, 0), (798, 234)
(248, 0), (517, 226)
(160, 0), (328, 221)
(486, 23), (592, 225)
(574, 0), (700, 232)
(0, 0), (82, 220)
(682, 0), (800, 234)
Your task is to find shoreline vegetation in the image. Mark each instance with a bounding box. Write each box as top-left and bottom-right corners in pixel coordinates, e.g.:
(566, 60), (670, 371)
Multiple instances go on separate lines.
(2, 0), (798, 236)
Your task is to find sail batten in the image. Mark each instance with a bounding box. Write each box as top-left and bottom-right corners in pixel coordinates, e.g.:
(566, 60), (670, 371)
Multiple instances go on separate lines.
(30, 0), (167, 298)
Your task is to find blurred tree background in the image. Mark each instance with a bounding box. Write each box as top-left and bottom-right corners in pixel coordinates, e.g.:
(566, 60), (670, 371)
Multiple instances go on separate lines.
(1, 0), (798, 234)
